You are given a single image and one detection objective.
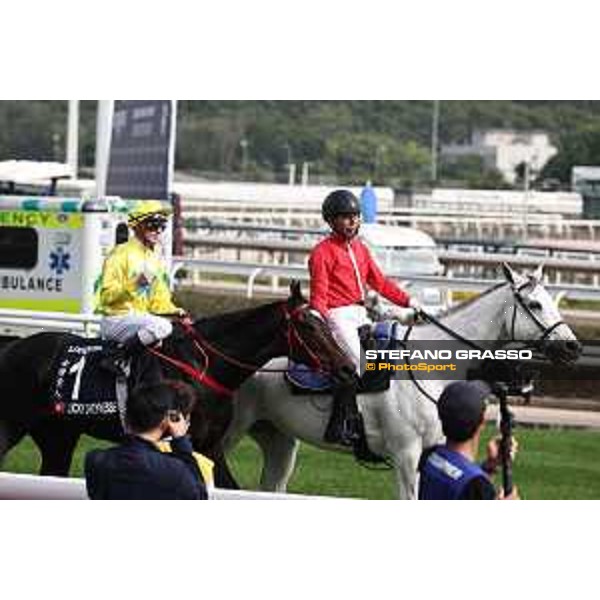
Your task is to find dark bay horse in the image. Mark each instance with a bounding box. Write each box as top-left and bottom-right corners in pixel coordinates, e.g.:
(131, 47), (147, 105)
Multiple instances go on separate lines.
(0, 282), (354, 487)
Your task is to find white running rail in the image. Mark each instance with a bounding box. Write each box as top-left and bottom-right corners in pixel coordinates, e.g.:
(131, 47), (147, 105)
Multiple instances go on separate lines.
(0, 472), (338, 500)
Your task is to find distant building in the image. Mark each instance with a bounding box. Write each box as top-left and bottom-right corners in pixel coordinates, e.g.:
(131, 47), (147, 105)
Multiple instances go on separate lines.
(417, 188), (581, 216)
(441, 129), (558, 184)
(572, 166), (600, 218)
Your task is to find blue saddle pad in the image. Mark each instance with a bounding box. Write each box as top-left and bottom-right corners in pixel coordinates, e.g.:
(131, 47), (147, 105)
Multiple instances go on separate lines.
(286, 321), (400, 392)
(286, 361), (332, 391)
(372, 321), (398, 342)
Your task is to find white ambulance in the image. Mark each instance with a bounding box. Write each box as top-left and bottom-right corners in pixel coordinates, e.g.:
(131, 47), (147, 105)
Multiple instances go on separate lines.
(0, 196), (173, 315)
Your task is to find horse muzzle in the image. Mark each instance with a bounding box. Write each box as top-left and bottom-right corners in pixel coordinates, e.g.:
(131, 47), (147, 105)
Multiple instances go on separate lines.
(539, 338), (582, 365)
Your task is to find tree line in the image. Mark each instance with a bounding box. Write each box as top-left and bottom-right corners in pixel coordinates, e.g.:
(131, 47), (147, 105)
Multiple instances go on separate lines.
(1, 100), (599, 188)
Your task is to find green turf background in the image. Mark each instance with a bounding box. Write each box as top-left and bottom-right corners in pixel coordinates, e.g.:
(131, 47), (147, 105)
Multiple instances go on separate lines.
(4, 425), (600, 499)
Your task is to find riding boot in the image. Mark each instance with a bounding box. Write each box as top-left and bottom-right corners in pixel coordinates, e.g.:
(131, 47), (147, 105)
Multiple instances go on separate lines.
(324, 379), (361, 447)
(100, 334), (147, 376)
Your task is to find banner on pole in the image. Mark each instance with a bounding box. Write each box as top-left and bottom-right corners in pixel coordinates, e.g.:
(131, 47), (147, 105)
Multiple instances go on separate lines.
(106, 100), (176, 200)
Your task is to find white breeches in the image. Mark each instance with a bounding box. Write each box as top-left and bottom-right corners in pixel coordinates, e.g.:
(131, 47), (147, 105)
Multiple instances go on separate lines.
(100, 314), (173, 346)
(326, 305), (370, 374)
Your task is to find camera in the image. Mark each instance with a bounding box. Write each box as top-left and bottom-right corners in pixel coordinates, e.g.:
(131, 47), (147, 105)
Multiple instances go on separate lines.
(468, 359), (535, 401)
(168, 410), (182, 423)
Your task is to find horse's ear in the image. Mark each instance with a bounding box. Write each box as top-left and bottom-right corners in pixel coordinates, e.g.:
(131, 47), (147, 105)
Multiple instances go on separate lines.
(502, 262), (517, 285)
(289, 280), (303, 301)
(553, 290), (566, 308)
(531, 263), (544, 283)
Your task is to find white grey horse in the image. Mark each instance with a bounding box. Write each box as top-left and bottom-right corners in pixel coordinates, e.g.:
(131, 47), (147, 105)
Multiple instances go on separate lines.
(224, 264), (581, 499)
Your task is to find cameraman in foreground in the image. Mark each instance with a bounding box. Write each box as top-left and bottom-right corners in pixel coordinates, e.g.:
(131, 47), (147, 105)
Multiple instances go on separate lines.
(418, 380), (520, 500)
(85, 380), (208, 500)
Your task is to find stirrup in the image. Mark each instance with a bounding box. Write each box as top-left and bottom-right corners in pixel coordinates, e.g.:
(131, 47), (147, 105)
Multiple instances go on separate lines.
(350, 417), (386, 464)
(324, 416), (361, 447)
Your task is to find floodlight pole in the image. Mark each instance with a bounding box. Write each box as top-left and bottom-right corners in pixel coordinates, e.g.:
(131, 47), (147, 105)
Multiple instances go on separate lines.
(523, 161), (530, 241)
(167, 100), (177, 197)
(431, 100), (440, 183)
(66, 100), (79, 178)
(95, 100), (114, 198)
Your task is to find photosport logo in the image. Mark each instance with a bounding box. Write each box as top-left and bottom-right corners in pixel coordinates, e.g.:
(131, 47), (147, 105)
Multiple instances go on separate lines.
(365, 347), (533, 375)
(361, 340), (596, 383)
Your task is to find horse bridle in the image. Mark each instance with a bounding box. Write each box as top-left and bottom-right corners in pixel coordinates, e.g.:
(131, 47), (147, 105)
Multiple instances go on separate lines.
(148, 304), (328, 397)
(176, 303), (326, 375)
(416, 280), (566, 349)
(405, 280), (567, 404)
(510, 278), (568, 345)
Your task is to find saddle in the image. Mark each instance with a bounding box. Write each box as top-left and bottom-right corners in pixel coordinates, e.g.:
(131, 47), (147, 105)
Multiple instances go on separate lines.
(49, 338), (129, 435)
(285, 321), (404, 395)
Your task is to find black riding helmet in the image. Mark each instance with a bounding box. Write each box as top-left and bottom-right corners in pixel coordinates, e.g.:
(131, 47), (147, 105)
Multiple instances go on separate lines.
(322, 190), (360, 223)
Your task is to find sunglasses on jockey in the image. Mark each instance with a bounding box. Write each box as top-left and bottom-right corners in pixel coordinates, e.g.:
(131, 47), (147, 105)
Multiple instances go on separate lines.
(141, 216), (168, 232)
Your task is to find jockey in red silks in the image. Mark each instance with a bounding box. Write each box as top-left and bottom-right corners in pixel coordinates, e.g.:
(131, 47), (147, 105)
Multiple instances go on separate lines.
(308, 189), (419, 447)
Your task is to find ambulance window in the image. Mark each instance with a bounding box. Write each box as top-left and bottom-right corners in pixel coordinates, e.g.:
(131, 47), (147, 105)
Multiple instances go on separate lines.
(0, 227), (38, 269)
(116, 223), (129, 245)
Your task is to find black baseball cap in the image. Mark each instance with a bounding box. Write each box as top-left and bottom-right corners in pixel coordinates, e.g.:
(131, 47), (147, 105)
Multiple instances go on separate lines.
(438, 380), (493, 442)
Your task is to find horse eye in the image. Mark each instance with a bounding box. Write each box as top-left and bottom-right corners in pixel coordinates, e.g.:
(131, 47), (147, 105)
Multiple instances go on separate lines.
(528, 300), (542, 311)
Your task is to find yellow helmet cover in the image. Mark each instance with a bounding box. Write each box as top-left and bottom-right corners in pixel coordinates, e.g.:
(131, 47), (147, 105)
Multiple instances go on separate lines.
(128, 200), (171, 226)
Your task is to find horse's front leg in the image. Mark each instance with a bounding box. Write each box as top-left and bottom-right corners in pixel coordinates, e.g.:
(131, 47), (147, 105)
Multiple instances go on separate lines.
(0, 420), (27, 467)
(204, 443), (240, 490)
(391, 441), (422, 500)
(30, 422), (80, 477)
(187, 392), (241, 489)
(248, 420), (299, 493)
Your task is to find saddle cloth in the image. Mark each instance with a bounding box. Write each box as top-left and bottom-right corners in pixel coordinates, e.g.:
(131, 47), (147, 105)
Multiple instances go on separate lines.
(50, 339), (128, 429)
(286, 321), (405, 394)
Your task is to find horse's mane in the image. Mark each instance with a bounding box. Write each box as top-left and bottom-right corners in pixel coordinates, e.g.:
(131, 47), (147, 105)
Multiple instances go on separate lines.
(441, 281), (508, 318)
(193, 300), (284, 338)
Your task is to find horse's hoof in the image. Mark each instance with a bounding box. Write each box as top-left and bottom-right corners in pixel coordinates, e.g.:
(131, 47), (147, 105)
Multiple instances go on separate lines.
(352, 444), (386, 464)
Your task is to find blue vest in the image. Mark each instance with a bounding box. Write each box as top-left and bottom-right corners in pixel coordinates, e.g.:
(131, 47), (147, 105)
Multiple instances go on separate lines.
(419, 446), (488, 500)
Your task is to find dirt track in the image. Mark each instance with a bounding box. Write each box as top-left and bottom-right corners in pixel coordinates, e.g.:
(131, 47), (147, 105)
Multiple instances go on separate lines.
(487, 404), (600, 430)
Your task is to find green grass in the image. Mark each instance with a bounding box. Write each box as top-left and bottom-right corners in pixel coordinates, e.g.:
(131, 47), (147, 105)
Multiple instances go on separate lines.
(506, 427), (600, 500)
(562, 298), (600, 311)
(4, 425), (600, 499)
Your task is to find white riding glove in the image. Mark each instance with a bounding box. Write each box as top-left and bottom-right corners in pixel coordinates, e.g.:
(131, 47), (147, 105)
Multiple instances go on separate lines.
(407, 298), (423, 323)
(408, 297), (422, 311)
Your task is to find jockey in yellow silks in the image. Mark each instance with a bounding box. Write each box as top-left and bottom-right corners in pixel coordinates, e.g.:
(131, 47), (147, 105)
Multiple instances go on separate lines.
(96, 200), (188, 373)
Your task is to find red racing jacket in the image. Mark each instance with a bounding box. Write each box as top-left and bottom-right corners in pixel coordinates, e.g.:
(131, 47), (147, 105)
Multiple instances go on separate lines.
(308, 234), (410, 316)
